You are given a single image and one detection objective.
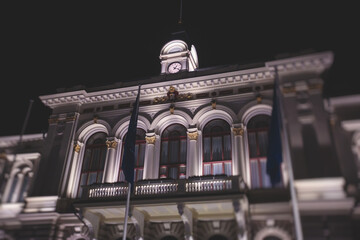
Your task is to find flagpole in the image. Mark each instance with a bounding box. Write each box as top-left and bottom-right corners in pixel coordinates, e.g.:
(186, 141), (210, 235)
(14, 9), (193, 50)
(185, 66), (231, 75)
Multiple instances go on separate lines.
(13, 99), (34, 162)
(122, 182), (131, 240)
(274, 67), (303, 240)
(121, 85), (141, 240)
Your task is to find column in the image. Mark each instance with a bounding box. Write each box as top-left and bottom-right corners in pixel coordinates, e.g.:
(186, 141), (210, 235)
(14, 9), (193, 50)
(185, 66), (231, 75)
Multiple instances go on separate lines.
(131, 208), (145, 240)
(177, 203), (194, 240)
(187, 129), (199, 177)
(68, 141), (84, 198)
(143, 133), (156, 179)
(103, 137), (119, 183)
(232, 124), (246, 178)
(233, 199), (248, 240)
(11, 172), (24, 203)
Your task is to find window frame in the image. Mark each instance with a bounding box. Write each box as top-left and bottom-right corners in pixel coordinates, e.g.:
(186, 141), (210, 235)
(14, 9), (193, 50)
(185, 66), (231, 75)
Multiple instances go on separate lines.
(77, 132), (107, 197)
(118, 128), (146, 182)
(159, 124), (187, 179)
(202, 119), (232, 176)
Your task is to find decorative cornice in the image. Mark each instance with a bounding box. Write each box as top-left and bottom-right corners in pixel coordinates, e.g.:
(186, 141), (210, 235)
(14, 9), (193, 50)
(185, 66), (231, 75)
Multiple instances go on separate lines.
(0, 134), (45, 148)
(265, 51), (333, 73)
(39, 52), (333, 109)
(145, 136), (156, 144)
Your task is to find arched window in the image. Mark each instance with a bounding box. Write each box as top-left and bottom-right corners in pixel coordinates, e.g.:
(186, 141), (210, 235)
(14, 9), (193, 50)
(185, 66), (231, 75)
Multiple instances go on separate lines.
(118, 128), (146, 182)
(160, 124), (187, 179)
(203, 119), (232, 176)
(247, 114), (273, 188)
(77, 132), (107, 197)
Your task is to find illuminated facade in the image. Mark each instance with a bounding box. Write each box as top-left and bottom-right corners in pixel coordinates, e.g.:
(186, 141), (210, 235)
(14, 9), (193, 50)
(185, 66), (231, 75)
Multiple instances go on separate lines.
(1, 33), (360, 239)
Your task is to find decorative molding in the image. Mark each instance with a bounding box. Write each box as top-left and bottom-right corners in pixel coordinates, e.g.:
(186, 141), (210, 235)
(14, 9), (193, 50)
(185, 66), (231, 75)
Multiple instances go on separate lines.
(233, 127), (244, 136)
(281, 86), (296, 94)
(48, 117), (58, 124)
(145, 136), (156, 144)
(0, 152), (7, 159)
(39, 52), (333, 109)
(170, 104), (175, 114)
(187, 131), (198, 140)
(66, 115), (77, 122)
(105, 140), (117, 149)
(0, 134), (45, 148)
(211, 100), (216, 109)
(74, 144), (81, 153)
(254, 226), (291, 240)
(256, 95), (262, 104)
(153, 85), (193, 104)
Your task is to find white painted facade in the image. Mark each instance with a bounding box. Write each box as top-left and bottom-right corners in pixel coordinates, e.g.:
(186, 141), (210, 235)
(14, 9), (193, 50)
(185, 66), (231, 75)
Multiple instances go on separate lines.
(1, 42), (360, 239)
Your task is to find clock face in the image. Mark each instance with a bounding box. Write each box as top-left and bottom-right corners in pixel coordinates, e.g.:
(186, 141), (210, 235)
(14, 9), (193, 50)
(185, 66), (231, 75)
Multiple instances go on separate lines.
(168, 62), (182, 73)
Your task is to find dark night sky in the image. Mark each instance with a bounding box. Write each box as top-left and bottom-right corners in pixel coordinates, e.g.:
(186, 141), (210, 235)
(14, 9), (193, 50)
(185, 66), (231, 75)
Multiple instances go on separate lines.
(1, 1), (359, 137)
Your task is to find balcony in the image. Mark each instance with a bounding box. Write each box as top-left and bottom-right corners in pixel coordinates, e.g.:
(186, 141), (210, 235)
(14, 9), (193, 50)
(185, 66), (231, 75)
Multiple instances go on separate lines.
(81, 175), (247, 201)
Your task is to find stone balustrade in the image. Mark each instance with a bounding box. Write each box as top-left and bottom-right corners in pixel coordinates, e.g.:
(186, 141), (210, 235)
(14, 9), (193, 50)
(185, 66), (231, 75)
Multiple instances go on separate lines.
(82, 175), (246, 200)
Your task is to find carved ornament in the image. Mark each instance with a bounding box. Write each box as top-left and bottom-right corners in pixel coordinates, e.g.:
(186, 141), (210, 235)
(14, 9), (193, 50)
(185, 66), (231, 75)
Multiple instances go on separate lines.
(233, 127), (244, 136)
(74, 144), (81, 153)
(145, 136), (156, 144)
(106, 140), (118, 149)
(187, 131), (198, 140)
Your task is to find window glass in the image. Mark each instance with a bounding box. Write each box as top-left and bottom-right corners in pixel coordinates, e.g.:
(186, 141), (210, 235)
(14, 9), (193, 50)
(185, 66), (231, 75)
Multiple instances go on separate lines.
(223, 135), (231, 160)
(224, 162), (232, 176)
(203, 164), (211, 175)
(138, 143), (146, 166)
(247, 114), (274, 188)
(119, 128), (146, 182)
(203, 137), (211, 162)
(202, 119), (232, 175)
(77, 132), (107, 197)
(159, 124), (187, 179)
(161, 142), (168, 164)
(213, 163), (223, 175)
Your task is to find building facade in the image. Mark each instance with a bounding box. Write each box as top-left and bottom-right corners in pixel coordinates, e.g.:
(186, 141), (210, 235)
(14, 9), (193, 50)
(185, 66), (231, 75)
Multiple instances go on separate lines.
(1, 34), (360, 240)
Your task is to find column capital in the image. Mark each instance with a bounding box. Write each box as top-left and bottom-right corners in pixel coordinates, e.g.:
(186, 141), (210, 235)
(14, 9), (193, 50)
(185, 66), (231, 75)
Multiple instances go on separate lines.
(232, 127), (244, 136)
(187, 131), (198, 140)
(106, 140), (118, 149)
(74, 143), (81, 153)
(145, 135), (156, 144)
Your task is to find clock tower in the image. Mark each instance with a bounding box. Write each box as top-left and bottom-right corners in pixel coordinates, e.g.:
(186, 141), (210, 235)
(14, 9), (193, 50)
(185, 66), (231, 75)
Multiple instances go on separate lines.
(159, 28), (198, 74)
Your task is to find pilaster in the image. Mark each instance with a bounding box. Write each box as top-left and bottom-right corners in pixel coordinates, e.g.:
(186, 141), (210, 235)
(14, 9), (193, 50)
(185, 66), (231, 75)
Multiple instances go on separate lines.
(187, 128), (200, 177)
(143, 133), (157, 179)
(103, 137), (120, 183)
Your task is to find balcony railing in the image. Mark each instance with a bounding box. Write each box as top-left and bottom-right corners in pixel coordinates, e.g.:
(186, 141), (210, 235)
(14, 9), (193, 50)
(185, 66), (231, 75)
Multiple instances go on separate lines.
(82, 175), (247, 200)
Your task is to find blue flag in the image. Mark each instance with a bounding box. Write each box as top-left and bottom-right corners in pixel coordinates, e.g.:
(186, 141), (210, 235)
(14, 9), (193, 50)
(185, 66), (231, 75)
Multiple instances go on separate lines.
(122, 85), (141, 187)
(266, 71), (283, 186)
